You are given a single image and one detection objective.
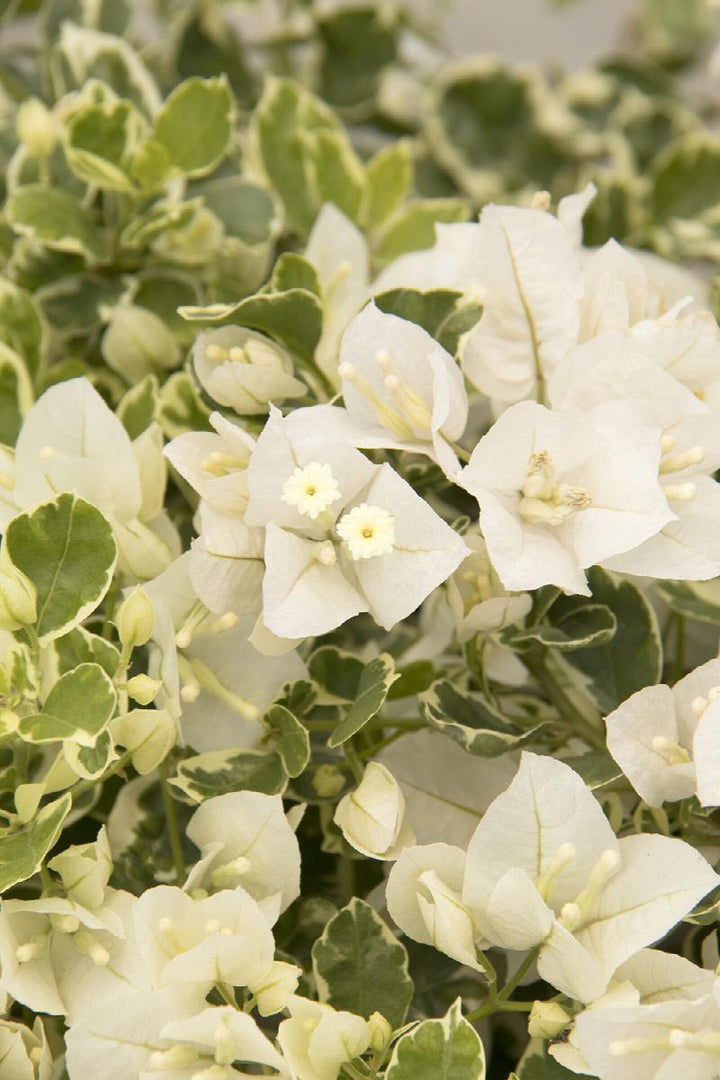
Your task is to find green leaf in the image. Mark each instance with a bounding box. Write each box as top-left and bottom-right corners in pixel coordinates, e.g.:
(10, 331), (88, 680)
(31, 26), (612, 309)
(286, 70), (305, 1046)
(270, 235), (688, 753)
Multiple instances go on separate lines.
(36, 274), (124, 338)
(170, 748), (287, 802)
(6, 185), (108, 262)
(54, 626), (120, 678)
(562, 750), (623, 790)
(363, 141), (413, 229)
(19, 662), (117, 746)
(265, 704), (310, 778)
(271, 253), (321, 296)
(388, 660), (436, 700)
(374, 288), (483, 355)
(312, 898), (413, 1028)
(386, 999), (485, 1080)
(6, 494), (118, 645)
(309, 646), (365, 701)
(328, 654), (399, 747)
(419, 680), (547, 756)
(0, 278), (45, 380)
(0, 342), (34, 445)
(313, 128), (366, 223)
(502, 603), (616, 653)
(117, 374), (159, 438)
(317, 7), (397, 112)
(561, 568), (662, 713)
(0, 793), (72, 895)
(154, 76), (235, 177)
(65, 99), (146, 192)
(517, 1047), (592, 1079)
(375, 199), (470, 264)
(119, 199), (198, 248)
(656, 580), (720, 625)
(179, 289), (322, 363)
(652, 135), (720, 223)
(251, 77), (341, 233)
(194, 176), (279, 246)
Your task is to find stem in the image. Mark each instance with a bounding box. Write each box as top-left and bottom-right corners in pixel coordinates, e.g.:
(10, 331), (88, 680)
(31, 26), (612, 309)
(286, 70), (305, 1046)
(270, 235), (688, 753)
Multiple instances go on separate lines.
(498, 945), (541, 1002)
(68, 749), (134, 800)
(159, 761), (186, 885)
(673, 613), (686, 682)
(475, 948), (498, 1006)
(343, 740), (365, 783)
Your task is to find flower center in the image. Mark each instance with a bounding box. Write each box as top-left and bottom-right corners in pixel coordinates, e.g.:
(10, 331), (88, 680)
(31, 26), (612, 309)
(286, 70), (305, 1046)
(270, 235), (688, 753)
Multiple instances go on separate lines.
(518, 450), (592, 526)
(281, 461), (341, 519)
(336, 503), (396, 560)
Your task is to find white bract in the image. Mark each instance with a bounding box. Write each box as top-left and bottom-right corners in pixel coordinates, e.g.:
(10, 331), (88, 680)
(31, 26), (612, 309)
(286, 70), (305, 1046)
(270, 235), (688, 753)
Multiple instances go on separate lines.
(0, 378), (178, 580)
(335, 302), (468, 476)
(244, 405), (469, 636)
(277, 995), (371, 1080)
(192, 325), (306, 414)
(445, 527), (532, 642)
(334, 762), (415, 860)
(184, 790), (301, 911)
(459, 400), (671, 594)
(606, 657), (720, 808)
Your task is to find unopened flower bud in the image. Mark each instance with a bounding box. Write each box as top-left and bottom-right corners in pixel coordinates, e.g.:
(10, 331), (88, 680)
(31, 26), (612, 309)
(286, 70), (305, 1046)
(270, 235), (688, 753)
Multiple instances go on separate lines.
(334, 762), (414, 860)
(0, 547), (36, 630)
(101, 304), (180, 382)
(116, 587), (155, 649)
(17, 97), (57, 158)
(126, 673), (162, 705)
(368, 1012), (392, 1052)
(312, 764), (346, 798)
(249, 960), (301, 1016)
(528, 1000), (572, 1039)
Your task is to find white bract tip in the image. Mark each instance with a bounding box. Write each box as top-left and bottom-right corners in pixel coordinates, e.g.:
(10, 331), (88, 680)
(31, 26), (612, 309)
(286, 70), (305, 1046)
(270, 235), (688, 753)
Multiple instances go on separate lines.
(336, 503), (396, 561)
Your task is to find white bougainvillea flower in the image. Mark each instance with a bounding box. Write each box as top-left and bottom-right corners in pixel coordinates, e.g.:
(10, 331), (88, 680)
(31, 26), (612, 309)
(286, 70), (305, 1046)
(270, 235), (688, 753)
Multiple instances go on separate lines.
(445, 526), (532, 643)
(164, 411), (256, 518)
(629, 310), (720, 409)
(549, 949), (717, 1073)
(461, 202), (584, 405)
(1, 377), (178, 579)
(133, 884), (277, 992)
(158, 1006), (288, 1077)
(245, 406), (469, 637)
(0, 891), (129, 1018)
(606, 657), (720, 808)
(277, 995), (371, 1080)
(550, 338), (720, 580)
(47, 826), (113, 911)
(0, 1016), (53, 1080)
(306, 203), (369, 384)
(335, 303), (469, 476)
(459, 400), (671, 594)
(145, 554), (305, 752)
(64, 986), (206, 1080)
(386, 842), (485, 971)
(571, 981), (720, 1080)
(334, 762), (415, 860)
(461, 753), (719, 1003)
(192, 325), (306, 414)
(184, 791), (301, 912)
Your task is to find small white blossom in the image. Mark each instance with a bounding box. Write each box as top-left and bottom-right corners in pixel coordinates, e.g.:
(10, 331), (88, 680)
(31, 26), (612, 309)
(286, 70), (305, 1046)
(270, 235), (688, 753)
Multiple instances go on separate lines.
(281, 461), (342, 519)
(335, 503), (396, 561)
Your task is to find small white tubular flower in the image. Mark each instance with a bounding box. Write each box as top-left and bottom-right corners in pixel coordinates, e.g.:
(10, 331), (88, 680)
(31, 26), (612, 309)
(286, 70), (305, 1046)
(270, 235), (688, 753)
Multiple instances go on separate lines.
(132, 884), (276, 992)
(281, 461), (342, 519)
(461, 753), (720, 1004)
(386, 843), (484, 971)
(446, 527), (532, 643)
(248, 407), (469, 637)
(337, 303), (468, 476)
(334, 762), (414, 860)
(461, 202), (584, 406)
(245, 405), (376, 532)
(572, 986), (720, 1080)
(277, 995), (371, 1080)
(193, 325), (305, 414)
(306, 203), (369, 384)
(185, 791), (301, 912)
(606, 658), (720, 809)
(459, 401), (672, 595)
(336, 503), (396, 560)
(164, 412), (256, 517)
(160, 1006), (288, 1073)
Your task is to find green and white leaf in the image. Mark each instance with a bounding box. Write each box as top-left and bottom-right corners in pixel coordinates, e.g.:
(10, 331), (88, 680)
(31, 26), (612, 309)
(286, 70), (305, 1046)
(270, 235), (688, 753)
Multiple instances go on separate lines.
(19, 662), (117, 746)
(385, 999), (485, 1080)
(0, 793), (72, 895)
